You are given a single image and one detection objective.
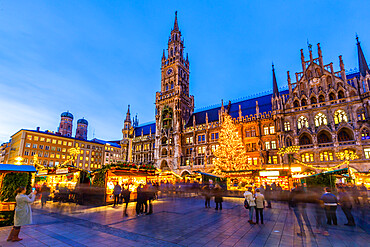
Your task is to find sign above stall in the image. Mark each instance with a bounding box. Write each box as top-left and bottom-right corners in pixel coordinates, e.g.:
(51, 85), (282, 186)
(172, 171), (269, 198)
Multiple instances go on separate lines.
(56, 168), (69, 174)
(37, 170), (48, 176)
(259, 171), (279, 177)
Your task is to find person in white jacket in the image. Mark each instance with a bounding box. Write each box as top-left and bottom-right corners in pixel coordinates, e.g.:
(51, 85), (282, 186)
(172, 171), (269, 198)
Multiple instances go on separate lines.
(244, 187), (256, 224)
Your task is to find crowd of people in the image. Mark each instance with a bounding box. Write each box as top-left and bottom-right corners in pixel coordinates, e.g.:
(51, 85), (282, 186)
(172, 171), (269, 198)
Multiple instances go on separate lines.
(241, 182), (368, 237)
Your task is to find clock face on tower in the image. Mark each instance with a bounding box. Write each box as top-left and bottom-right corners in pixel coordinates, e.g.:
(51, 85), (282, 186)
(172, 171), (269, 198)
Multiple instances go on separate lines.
(166, 68), (173, 76)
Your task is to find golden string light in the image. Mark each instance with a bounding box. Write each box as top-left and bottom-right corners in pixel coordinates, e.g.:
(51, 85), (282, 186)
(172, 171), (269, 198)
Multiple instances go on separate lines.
(277, 146), (300, 156)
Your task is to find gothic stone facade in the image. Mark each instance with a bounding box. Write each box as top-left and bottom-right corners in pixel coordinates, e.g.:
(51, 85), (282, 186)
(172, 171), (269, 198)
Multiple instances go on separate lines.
(121, 14), (370, 175)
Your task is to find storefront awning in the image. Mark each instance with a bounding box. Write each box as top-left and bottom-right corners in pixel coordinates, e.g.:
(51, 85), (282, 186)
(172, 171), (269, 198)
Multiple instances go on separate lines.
(0, 164), (37, 173)
(194, 171), (224, 178)
(303, 168), (348, 178)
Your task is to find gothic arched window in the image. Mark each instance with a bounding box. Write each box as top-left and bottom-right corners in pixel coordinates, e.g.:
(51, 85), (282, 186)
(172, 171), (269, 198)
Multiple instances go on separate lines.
(314, 113), (328, 127)
(361, 129), (370, 140)
(297, 116), (309, 129)
(329, 92), (336, 101)
(357, 108), (366, 121)
(301, 99), (307, 106)
(294, 100), (300, 108)
(338, 129), (353, 142)
(334, 110), (348, 125)
(310, 97), (317, 104)
(319, 95), (325, 103)
(286, 137), (293, 147)
(338, 90), (345, 99)
(317, 131), (332, 144)
(299, 134), (312, 145)
(284, 121), (291, 131)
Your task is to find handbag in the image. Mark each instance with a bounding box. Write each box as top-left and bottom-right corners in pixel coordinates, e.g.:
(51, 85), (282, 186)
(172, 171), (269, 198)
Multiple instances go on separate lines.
(244, 198), (250, 209)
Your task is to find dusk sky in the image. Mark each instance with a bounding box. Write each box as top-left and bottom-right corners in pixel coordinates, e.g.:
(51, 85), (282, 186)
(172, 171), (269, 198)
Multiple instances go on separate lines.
(0, 1), (369, 143)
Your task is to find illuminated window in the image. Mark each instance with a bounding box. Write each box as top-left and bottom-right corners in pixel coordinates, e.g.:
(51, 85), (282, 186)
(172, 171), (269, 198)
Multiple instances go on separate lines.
(27, 135), (32, 140)
(62, 148), (66, 152)
(49, 161), (53, 166)
(273, 156), (278, 164)
(186, 159), (190, 166)
(253, 158), (258, 165)
(56, 154), (60, 159)
(314, 113), (328, 127)
(334, 110), (348, 125)
(52, 139), (57, 144)
(50, 153), (55, 158)
(362, 129), (370, 140)
(264, 126), (269, 135)
(80, 156), (83, 160)
(40, 137), (45, 142)
(68, 142), (72, 146)
(63, 141), (67, 145)
(271, 141), (276, 149)
(62, 155), (65, 159)
(357, 108), (366, 121)
(85, 157), (89, 161)
(211, 145), (219, 152)
(265, 142), (270, 150)
(297, 116), (309, 129)
(301, 153), (314, 163)
(320, 151), (334, 161)
(46, 138), (51, 143)
(251, 127), (256, 137)
(198, 146), (205, 154)
(364, 148), (370, 159)
(34, 136), (39, 141)
(26, 143), (31, 148)
(248, 158), (252, 165)
(269, 125), (275, 134)
(284, 122), (291, 131)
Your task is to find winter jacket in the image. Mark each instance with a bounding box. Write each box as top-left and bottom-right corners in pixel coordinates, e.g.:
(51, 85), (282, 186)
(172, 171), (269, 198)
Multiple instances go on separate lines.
(14, 193), (35, 226)
(244, 191), (256, 207)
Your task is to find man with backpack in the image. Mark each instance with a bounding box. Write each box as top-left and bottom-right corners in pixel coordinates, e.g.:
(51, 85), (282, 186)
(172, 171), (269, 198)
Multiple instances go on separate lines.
(244, 187), (256, 224)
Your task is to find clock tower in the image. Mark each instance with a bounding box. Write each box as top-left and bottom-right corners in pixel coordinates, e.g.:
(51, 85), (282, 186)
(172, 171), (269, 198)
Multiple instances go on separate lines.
(154, 12), (194, 172)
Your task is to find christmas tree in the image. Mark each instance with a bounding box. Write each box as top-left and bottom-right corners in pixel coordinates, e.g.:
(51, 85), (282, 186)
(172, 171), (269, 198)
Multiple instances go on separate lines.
(214, 114), (250, 173)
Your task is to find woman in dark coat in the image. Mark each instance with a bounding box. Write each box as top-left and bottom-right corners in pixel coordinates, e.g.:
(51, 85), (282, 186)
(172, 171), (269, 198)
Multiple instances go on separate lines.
(214, 184), (223, 210)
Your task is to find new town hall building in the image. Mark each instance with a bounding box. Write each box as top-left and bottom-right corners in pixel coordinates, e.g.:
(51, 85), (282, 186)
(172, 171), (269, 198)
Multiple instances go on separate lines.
(121, 13), (370, 175)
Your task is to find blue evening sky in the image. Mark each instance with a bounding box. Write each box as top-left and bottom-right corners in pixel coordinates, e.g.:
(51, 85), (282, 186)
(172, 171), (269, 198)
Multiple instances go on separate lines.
(0, 1), (369, 143)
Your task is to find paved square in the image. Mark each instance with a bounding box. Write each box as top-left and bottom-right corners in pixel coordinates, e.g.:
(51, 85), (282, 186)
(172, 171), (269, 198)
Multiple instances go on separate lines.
(0, 197), (369, 246)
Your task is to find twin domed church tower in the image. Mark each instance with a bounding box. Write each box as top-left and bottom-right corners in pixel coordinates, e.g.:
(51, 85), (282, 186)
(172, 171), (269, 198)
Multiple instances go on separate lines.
(58, 111), (88, 140)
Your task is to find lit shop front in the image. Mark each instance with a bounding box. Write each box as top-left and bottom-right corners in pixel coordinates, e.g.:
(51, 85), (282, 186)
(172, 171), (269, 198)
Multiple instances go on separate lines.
(147, 170), (182, 185)
(104, 169), (156, 203)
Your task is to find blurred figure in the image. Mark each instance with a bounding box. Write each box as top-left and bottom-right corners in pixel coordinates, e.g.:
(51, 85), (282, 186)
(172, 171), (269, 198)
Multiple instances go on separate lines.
(141, 185), (148, 214)
(255, 189), (264, 224)
(338, 187), (355, 226)
(121, 184), (131, 217)
(265, 183), (272, 208)
(312, 188), (329, 236)
(40, 183), (50, 208)
(202, 184), (211, 208)
(146, 183), (156, 215)
(351, 185), (360, 205)
(244, 187), (256, 224)
(359, 183), (368, 205)
(214, 184), (223, 210)
(320, 187), (338, 225)
(271, 182), (277, 201)
(289, 183), (311, 237)
(113, 182), (121, 207)
(136, 184), (144, 216)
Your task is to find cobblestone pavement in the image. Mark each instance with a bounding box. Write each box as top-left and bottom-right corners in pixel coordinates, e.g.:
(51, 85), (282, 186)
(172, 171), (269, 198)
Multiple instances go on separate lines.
(0, 197), (369, 246)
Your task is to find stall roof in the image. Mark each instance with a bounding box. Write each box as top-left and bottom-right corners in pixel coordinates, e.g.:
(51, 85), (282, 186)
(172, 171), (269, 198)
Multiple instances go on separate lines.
(0, 164), (37, 172)
(194, 171), (224, 178)
(303, 168), (348, 178)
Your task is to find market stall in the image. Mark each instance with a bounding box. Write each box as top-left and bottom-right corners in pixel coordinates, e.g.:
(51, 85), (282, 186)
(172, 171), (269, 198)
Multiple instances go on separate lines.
(0, 164), (37, 226)
(35, 167), (90, 203)
(147, 170), (182, 185)
(353, 172), (370, 189)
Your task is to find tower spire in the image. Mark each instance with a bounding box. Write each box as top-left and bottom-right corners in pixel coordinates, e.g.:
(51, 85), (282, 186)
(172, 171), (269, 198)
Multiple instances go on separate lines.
(356, 35), (370, 77)
(125, 105), (131, 122)
(173, 11), (179, 30)
(272, 63), (280, 98)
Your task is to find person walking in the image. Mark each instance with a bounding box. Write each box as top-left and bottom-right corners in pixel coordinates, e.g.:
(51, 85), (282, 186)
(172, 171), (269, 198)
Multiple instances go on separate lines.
(289, 184), (311, 237)
(121, 184), (131, 217)
(214, 184), (223, 210)
(202, 184), (211, 208)
(338, 187), (355, 226)
(255, 189), (265, 224)
(7, 186), (37, 242)
(40, 183), (50, 208)
(244, 187), (256, 224)
(265, 183), (272, 208)
(136, 184), (144, 216)
(113, 182), (121, 207)
(320, 187), (338, 225)
(146, 183), (156, 215)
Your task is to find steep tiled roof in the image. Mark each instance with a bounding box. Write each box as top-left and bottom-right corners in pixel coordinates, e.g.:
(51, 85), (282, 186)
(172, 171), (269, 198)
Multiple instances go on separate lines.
(185, 90), (289, 127)
(134, 122), (156, 137)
